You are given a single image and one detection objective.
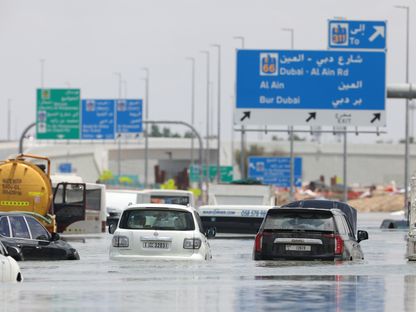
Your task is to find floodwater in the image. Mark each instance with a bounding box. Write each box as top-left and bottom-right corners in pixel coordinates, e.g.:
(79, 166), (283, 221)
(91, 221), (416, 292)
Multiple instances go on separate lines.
(1, 212), (416, 312)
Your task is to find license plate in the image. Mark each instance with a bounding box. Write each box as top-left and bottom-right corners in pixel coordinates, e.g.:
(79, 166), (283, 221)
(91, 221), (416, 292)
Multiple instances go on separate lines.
(285, 245), (311, 251)
(143, 241), (170, 249)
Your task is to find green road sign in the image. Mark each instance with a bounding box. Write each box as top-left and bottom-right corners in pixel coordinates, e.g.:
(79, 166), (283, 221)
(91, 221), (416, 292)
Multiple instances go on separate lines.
(189, 165), (233, 183)
(36, 89), (81, 139)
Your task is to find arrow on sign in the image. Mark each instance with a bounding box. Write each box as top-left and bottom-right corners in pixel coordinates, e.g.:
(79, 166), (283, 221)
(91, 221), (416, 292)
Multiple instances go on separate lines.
(306, 112), (316, 122)
(371, 113), (381, 123)
(240, 111), (251, 122)
(369, 26), (385, 42)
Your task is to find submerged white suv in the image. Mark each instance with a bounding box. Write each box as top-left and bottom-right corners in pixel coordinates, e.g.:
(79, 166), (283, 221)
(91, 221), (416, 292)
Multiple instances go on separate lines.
(0, 241), (22, 282)
(109, 204), (212, 261)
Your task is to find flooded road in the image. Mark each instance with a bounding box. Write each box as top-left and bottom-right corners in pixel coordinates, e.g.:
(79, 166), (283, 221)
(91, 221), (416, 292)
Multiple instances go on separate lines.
(1, 212), (416, 311)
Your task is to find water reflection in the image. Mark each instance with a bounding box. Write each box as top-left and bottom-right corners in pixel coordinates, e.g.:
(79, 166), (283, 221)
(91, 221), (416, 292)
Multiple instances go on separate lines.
(405, 275), (416, 311)
(2, 214), (416, 311)
(235, 275), (384, 312)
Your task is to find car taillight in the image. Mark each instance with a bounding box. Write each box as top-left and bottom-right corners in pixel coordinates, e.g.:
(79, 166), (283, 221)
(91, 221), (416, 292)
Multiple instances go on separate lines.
(183, 238), (202, 249)
(335, 235), (344, 255)
(255, 232), (263, 252)
(112, 235), (129, 247)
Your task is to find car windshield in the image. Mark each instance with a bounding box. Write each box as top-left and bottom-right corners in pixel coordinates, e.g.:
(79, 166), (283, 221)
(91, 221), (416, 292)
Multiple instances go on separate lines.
(264, 210), (335, 232)
(120, 209), (195, 231)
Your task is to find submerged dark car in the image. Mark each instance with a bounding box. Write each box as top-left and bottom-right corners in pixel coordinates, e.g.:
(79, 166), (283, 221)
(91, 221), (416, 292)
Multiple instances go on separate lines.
(253, 200), (368, 261)
(0, 213), (79, 261)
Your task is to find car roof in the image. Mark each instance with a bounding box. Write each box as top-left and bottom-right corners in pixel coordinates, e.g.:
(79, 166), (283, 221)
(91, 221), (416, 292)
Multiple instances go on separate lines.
(280, 200), (357, 233)
(199, 205), (274, 210)
(268, 207), (338, 214)
(123, 203), (195, 213)
(0, 212), (36, 217)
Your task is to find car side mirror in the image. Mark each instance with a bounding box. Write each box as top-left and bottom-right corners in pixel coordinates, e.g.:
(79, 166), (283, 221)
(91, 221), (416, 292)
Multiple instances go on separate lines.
(109, 223), (117, 234)
(51, 233), (61, 241)
(205, 227), (216, 239)
(357, 230), (369, 243)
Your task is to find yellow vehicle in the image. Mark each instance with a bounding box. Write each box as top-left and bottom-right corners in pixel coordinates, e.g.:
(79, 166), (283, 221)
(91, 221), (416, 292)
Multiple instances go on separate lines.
(0, 154), (86, 233)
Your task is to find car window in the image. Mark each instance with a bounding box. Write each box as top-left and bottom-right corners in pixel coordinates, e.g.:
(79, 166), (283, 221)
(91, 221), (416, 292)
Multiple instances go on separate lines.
(0, 217), (10, 237)
(0, 242), (6, 256)
(194, 213), (205, 234)
(341, 216), (355, 238)
(264, 211), (335, 231)
(334, 215), (348, 235)
(9, 216), (31, 239)
(25, 217), (50, 240)
(120, 209), (195, 231)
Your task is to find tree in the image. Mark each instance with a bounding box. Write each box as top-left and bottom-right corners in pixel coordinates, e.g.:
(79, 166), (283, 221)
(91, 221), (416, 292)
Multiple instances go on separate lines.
(150, 125), (162, 137)
(162, 127), (171, 137)
(234, 144), (285, 176)
(184, 131), (193, 138)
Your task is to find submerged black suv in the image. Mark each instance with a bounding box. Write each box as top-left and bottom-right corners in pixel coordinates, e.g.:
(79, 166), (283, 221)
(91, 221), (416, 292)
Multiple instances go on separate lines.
(253, 200), (368, 261)
(0, 213), (79, 261)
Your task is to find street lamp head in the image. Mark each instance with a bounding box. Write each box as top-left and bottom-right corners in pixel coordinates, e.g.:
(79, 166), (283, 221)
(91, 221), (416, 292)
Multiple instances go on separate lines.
(141, 67), (149, 76)
(394, 5), (409, 10)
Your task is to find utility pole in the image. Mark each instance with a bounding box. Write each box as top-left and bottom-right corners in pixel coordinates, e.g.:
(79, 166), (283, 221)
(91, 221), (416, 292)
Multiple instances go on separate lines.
(233, 36), (246, 178)
(40, 59), (45, 88)
(7, 99), (11, 141)
(201, 51), (211, 184)
(212, 44), (222, 183)
(114, 72), (122, 178)
(282, 28), (295, 201)
(395, 5), (410, 212)
(186, 57), (196, 167)
(142, 68), (150, 188)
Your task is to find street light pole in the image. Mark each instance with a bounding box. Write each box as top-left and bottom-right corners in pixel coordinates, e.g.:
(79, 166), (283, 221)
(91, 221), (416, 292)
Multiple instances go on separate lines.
(395, 5), (410, 213)
(40, 59), (45, 88)
(122, 80), (128, 98)
(142, 68), (150, 188)
(114, 72), (123, 178)
(282, 28), (295, 201)
(201, 51), (210, 184)
(211, 44), (222, 183)
(7, 99), (11, 141)
(233, 36), (246, 179)
(186, 57), (196, 167)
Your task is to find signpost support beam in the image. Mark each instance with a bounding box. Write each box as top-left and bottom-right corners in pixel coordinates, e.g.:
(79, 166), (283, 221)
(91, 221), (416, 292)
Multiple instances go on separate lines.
(343, 127), (348, 202)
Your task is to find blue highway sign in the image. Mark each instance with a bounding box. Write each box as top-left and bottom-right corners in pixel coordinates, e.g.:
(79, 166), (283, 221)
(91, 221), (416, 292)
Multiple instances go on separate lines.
(116, 99), (143, 134)
(248, 157), (302, 187)
(328, 20), (386, 50)
(58, 163), (72, 173)
(81, 99), (115, 139)
(235, 49), (386, 126)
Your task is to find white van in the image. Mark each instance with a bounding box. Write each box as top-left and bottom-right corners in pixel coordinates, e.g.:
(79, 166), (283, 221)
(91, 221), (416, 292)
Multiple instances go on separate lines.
(198, 205), (274, 237)
(51, 175), (107, 234)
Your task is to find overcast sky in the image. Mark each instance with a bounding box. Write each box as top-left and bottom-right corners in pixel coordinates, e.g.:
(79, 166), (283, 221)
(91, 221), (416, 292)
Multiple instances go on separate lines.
(0, 0), (414, 144)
